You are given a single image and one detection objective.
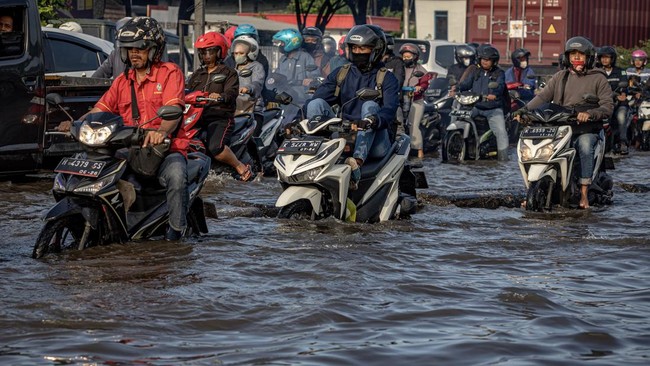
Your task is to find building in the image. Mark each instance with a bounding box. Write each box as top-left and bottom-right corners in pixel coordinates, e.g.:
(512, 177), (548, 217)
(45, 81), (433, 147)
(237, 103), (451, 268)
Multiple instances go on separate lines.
(414, 0), (467, 43)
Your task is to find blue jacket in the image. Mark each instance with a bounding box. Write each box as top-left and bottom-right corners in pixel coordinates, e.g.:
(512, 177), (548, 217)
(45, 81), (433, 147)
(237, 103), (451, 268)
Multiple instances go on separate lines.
(306, 63), (400, 130)
(505, 66), (536, 101)
(458, 65), (506, 110)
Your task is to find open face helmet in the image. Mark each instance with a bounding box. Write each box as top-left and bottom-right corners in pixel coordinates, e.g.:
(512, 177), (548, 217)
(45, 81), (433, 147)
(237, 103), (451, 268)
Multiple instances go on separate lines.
(631, 49), (648, 67)
(454, 44), (476, 66)
(511, 48), (531, 68)
(234, 23), (259, 41)
(231, 35), (259, 62)
(477, 44), (500, 64)
(273, 28), (302, 54)
(195, 31), (230, 63)
(563, 36), (595, 70)
(117, 17), (166, 66)
(596, 46), (618, 67)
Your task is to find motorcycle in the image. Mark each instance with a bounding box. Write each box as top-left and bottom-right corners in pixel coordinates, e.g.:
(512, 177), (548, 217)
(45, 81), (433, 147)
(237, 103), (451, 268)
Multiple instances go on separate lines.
(604, 81), (630, 154)
(442, 81), (505, 162)
(274, 88), (421, 223)
(506, 81), (532, 144)
(628, 80), (650, 151)
(33, 94), (211, 258)
(421, 77), (453, 153)
(516, 98), (614, 211)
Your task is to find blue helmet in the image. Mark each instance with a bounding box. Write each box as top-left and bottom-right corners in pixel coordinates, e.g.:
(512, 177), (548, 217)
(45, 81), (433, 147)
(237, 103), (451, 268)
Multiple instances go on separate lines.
(234, 23), (259, 41)
(273, 28), (302, 53)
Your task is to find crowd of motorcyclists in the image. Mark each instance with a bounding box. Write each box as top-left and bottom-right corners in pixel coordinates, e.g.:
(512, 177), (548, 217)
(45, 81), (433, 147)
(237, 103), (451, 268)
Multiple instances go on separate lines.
(50, 15), (650, 245)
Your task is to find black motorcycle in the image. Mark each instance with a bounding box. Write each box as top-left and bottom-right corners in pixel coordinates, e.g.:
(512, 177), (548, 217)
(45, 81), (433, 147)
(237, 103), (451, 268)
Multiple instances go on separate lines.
(421, 77), (453, 153)
(33, 94), (211, 258)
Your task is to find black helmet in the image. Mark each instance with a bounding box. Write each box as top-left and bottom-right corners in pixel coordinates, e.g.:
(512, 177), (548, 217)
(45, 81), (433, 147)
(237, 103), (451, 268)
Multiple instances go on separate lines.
(454, 44), (476, 64)
(477, 44), (500, 64)
(511, 48), (531, 67)
(345, 24), (386, 71)
(301, 26), (323, 40)
(596, 45), (617, 67)
(117, 16), (166, 66)
(385, 34), (395, 52)
(399, 43), (421, 60)
(563, 36), (595, 70)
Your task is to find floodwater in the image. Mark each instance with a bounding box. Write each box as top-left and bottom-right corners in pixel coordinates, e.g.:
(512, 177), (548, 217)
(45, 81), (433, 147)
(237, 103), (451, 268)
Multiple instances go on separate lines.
(1, 150), (649, 365)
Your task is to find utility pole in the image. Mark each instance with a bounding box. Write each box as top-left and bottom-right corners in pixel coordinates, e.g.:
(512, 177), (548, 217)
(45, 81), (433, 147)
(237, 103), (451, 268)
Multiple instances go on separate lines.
(403, 0), (409, 38)
(194, 0), (204, 71)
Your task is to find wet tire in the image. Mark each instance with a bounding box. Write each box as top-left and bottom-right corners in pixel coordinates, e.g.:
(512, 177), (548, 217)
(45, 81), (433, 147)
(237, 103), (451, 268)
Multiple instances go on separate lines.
(32, 217), (84, 259)
(641, 131), (650, 151)
(526, 177), (553, 212)
(442, 130), (465, 163)
(277, 199), (314, 220)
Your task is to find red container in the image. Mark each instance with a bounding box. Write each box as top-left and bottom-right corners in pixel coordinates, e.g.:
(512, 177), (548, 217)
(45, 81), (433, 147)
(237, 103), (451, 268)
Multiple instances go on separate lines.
(466, 0), (650, 66)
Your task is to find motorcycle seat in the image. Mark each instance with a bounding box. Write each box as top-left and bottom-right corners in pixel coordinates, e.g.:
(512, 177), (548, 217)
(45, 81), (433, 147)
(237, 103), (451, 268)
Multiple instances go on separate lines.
(359, 142), (399, 180)
(263, 108), (282, 121)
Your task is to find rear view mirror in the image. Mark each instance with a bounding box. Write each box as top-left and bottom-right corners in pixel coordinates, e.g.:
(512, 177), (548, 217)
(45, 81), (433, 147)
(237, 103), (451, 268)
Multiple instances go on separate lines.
(448, 76), (457, 86)
(305, 65), (319, 72)
(157, 105), (183, 120)
(618, 81), (628, 89)
(46, 93), (64, 106)
(275, 91), (293, 105)
(356, 88), (381, 101)
(412, 70), (425, 78)
(239, 69), (253, 78)
(210, 74), (227, 84)
(487, 82), (499, 89)
(582, 94), (600, 105)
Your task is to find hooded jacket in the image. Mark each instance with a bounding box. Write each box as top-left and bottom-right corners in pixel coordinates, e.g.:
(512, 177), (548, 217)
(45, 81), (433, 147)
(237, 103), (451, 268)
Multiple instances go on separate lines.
(458, 64), (506, 110)
(526, 68), (613, 134)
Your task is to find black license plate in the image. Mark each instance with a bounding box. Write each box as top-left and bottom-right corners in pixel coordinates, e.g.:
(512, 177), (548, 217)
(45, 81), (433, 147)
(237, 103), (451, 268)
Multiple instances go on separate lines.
(520, 127), (558, 139)
(277, 139), (323, 155)
(55, 157), (106, 178)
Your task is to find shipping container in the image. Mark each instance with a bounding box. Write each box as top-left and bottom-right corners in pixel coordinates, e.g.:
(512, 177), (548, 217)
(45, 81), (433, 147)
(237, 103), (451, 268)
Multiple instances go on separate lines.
(466, 0), (650, 67)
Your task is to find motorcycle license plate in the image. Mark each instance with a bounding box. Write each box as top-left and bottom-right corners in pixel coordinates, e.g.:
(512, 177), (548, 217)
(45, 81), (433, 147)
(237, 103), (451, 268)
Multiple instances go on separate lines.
(277, 139), (322, 155)
(520, 126), (557, 139)
(55, 157), (106, 178)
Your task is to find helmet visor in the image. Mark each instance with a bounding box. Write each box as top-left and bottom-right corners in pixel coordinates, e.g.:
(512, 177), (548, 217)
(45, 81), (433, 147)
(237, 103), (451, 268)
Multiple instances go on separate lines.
(118, 39), (155, 50)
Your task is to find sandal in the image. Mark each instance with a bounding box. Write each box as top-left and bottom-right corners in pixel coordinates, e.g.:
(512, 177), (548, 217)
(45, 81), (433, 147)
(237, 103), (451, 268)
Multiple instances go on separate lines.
(237, 164), (255, 182)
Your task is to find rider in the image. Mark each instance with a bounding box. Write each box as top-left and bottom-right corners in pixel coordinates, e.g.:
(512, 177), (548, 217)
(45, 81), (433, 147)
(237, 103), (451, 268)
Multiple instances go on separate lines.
(186, 32), (254, 182)
(458, 44), (509, 161)
(515, 36), (614, 209)
(63, 17), (188, 241)
(231, 35), (265, 133)
(92, 17), (131, 78)
(301, 26), (332, 76)
(400, 43), (434, 158)
(304, 24), (399, 191)
(505, 48), (536, 102)
(382, 34), (405, 91)
(224, 24), (270, 79)
(447, 44), (477, 85)
(327, 35), (350, 71)
(597, 45), (630, 154)
(626, 49), (650, 83)
(322, 35), (337, 58)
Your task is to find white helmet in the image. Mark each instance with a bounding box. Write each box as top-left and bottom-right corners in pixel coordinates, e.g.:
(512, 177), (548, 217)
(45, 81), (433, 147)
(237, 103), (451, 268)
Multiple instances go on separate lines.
(59, 21), (83, 33)
(231, 35), (259, 61)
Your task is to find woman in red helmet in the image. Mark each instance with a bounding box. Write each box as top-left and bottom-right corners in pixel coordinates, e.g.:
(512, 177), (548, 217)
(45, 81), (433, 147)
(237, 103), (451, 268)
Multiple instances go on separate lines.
(187, 31), (254, 181)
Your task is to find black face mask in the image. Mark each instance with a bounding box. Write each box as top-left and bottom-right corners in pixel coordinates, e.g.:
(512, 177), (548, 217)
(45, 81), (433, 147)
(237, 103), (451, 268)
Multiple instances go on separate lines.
(303, 43), (319, 53)
(404, 59), (415, 68)
(350, 52), (371, 71)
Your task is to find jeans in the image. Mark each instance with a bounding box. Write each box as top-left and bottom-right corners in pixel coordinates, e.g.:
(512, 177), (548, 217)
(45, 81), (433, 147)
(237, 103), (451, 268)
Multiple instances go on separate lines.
(306, 98), (392, 162)
(158, 152), (189, 231)
(573, 133), (598, 185)
(408, 99), (425, 150)
(614, 105), (629, 143)
(471, 107), (509, 152)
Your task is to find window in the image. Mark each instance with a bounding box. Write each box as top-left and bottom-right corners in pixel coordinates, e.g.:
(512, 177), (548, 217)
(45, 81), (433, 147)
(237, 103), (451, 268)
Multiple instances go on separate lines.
(0, 6), (25, 58)
(435, 45), (456, 69)
(434, 11), (448, 41)
(47, 38), (100, 73)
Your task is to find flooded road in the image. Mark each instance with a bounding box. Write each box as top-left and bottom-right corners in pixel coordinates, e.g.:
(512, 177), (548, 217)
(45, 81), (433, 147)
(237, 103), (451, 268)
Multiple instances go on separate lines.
(1, 151), (649, 365)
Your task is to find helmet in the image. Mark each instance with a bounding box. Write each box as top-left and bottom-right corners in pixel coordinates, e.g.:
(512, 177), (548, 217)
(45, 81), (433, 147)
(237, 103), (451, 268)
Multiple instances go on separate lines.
(195, 31), (229, 61)
(344, 24), (386, 71)
(385, 34), (395, 52)
(117, 17), (166, 65)
(563, 36), (595, 69)
(511, 48), (531, 67)
(231, 35), (259, 61)
(115, 17), (131, 32)
(272, 28), (302, 53)
(59, 21), (82, 33)
(454, 44), (476, 64)
(322, 35), (337, 55)
(234, 23), (259, 41)
(477, 44), (500, 64)
(301, 26), (323, 41)
(631, 49), (648, 66)
(224, 26), (237, 45)
(338, 35), (346, 56)
(596, 46), (617, 67)
(399, 43), (420, 60)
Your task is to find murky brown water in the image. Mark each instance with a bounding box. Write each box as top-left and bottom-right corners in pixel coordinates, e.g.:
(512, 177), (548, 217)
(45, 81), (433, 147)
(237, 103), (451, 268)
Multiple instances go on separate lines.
(1, 150), (649, 365)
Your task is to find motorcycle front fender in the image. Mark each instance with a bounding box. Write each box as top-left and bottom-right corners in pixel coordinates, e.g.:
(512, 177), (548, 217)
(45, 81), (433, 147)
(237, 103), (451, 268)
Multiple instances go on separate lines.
(276, 185), (323, 215)
(523, 164), (557, 189)
(447, 120), (471, 139)
(42, 197), (100, 229)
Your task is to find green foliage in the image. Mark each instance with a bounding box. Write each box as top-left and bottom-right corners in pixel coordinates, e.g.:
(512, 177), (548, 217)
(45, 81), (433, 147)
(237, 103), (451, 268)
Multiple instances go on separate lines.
(616, 40), (650, 67)
(380, 7), (401, 18)
(38, 0), (69, 25)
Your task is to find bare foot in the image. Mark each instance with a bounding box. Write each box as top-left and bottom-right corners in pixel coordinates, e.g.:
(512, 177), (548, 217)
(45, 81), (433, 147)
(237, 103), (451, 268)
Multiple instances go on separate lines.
(579, 197), (590, 209)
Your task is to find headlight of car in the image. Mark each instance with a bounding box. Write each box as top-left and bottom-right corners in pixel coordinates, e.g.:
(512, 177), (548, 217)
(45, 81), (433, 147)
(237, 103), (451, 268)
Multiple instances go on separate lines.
(78, 122), (115, 146)
(73, 173), (116, 195)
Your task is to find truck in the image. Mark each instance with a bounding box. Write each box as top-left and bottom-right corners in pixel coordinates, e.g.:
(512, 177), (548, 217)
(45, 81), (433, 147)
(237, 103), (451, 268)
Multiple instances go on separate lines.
(0, 0), (110, 176)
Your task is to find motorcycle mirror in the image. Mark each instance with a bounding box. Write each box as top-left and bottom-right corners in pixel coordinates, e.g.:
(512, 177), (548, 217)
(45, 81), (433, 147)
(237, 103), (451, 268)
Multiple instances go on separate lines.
(275, 91), (293, 105)
(412, 70), (425, 78)
(209, 74), (227, 84)
(156, 105), (184, 120)
(356, 88), (381, 101)
(487, 81), (499, 89)
(582, 94), (600, 104)
(618, 81), (628, 89)
(305, 65), (319, 72)
(239, 69), (253, 78)
(526, 75), (537, 80)
(448, 77), (457, 86)
(46, 93), (64, 106)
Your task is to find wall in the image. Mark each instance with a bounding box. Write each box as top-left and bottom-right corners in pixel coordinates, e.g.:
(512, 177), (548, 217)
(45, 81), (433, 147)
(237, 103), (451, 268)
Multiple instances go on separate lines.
(415, 0), (467, 43)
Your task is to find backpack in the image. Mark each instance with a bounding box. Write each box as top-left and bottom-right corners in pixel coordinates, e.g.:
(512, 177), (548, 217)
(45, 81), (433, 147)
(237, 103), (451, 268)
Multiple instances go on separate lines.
(333, 63), (388, 99)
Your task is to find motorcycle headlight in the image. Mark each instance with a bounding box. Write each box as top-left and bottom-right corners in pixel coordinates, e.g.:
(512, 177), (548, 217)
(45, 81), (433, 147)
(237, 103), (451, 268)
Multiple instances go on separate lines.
(78, 122), (115, 146)
(72, 173), (117, 195)
(535, 145), (554, 160)
(288, 166), (324, 183)
(456, 94), (480, 105)
(520, 145), (532, 161)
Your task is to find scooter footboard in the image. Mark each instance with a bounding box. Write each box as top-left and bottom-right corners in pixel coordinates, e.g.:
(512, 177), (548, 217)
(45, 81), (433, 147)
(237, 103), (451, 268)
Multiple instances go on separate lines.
(276, 185), (322, 215)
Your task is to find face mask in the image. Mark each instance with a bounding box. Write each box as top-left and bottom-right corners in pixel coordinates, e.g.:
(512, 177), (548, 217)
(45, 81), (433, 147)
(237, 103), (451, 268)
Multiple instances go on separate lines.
(234, 55), (248, 65)
(404, 59), (415, 67)
(350, 52), (371, 70)
(303, 43), (318, 53)
(519, 61), (528, 69)
(462, 58), (471, 67)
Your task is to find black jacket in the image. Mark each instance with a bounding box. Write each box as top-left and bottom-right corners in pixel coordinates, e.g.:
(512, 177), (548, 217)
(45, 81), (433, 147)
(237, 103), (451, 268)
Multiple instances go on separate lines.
(187, 63), (239, 121)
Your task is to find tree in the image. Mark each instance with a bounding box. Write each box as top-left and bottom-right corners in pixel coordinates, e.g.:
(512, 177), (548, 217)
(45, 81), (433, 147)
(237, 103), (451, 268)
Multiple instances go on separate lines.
(38, 0), (69, 25)
(293, 0), (349, 32)
(346, 0), (370, 26)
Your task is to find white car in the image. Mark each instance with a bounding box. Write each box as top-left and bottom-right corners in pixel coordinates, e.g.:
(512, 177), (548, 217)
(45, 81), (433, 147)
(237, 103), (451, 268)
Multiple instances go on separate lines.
(42, 27), (114, 77)
(394, 39), (462, 78)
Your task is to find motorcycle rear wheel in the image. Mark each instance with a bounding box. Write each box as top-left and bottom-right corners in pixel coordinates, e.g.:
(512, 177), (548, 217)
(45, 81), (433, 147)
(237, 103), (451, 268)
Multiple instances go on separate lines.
(525, 177), (553, 212)
(443, 130), (465, 162)
(33, 217), (85, 259)
(278, 199), (315, 220)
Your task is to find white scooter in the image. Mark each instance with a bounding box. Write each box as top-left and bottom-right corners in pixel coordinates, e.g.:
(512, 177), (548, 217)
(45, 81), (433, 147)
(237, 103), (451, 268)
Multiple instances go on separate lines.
(274, 89), (418, 223)
(517, 98), (614, 211)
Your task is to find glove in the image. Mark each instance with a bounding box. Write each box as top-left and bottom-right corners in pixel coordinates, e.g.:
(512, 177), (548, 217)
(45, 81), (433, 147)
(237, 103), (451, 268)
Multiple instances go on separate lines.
(356, 115), (379, 130)
(512, 106), (529, 119)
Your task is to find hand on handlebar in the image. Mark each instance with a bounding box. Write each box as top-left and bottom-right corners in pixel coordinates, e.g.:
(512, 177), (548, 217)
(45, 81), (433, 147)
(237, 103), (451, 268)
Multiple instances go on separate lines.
(576, 112), (591, 123)
(354, 115), (379, 131)
(143, 130), (167, 147)
(512, 107), (529, 124)
(485, 94), (497, 101)
(56, 120), (72, 132)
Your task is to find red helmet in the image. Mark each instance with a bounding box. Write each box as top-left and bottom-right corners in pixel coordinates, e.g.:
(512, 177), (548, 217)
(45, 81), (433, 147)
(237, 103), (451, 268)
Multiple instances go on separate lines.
(224, 26), (237, 45)
(338, 36), (346, 56)
(195, 32), (229, 60)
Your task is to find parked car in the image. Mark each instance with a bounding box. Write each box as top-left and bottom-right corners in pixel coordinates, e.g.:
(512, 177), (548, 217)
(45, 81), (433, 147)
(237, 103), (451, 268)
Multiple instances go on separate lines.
(42, 27), (114, 77)
(394, 39), (461, 77)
